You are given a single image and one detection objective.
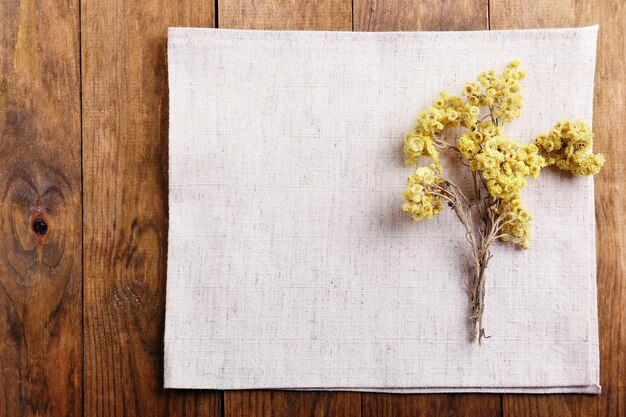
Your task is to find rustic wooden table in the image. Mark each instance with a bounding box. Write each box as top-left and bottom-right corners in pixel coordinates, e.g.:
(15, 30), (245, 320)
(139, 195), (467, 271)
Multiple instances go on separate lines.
(1, 0), (624, 416)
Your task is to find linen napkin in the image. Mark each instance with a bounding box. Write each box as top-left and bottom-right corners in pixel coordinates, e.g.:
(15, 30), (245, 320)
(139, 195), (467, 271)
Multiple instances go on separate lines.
(165, 26), (600, 393)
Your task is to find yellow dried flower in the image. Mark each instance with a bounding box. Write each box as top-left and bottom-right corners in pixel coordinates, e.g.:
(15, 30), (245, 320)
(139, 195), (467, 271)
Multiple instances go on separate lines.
(458, 133), (480, 159)
(534, 120), (605, 176)
(508, 59), (521, 68)
(466, 134), (545, 199)
(494, 197), (532, 249)
(401, 165), (445, 221)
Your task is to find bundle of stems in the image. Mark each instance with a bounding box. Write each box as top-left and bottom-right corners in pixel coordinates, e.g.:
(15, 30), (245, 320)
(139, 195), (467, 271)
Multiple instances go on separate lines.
(430, 122), (519, 344)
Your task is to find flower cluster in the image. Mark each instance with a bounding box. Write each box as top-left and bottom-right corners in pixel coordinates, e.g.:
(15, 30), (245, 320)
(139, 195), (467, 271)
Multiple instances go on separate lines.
(401, 166), (444, 221)
(535, 120), (605, 176)
(403, 131), (439, 166)
(466, 130), (545, 200)
(403, 92), (480, 165)
(493, 196), (532, 249)
(456, 60), (533, 204)
(463, 60), (525, 124)
(402, 60), (603, 250)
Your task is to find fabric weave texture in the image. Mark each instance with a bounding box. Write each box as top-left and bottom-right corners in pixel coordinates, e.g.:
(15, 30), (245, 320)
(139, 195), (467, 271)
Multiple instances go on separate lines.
(165, 26), (600, 393)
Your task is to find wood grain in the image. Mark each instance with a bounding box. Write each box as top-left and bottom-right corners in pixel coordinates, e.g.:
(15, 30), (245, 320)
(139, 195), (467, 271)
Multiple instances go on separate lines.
(225, 391), (361, 417)
(80, 1), (221, 416)
(363, 394), (502, 417)
(491, 1), (625, 416)
(219, 1), (359, 416)
(219, 0), (352, 30)
(355, 1), (501, 416)
(1, 0), (624, 415)
(354, 0), (488, 31)
(0, 0), (82, 415)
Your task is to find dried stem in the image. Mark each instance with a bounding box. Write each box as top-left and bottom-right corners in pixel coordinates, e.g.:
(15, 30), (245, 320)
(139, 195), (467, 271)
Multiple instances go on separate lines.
(427, 111), (509, 343)
(468, 196), (499, 343)
(409, 102), (515, 344)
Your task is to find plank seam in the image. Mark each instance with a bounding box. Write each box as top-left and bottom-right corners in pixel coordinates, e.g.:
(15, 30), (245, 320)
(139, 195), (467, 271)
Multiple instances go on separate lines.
(351, 0), (354, 31)
(215, 0), (220, 28)
(79, 0), (86, 414)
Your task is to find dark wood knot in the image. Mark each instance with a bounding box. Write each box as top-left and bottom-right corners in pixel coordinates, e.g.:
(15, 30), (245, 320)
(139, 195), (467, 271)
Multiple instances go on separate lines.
(32, 218), (48, 235)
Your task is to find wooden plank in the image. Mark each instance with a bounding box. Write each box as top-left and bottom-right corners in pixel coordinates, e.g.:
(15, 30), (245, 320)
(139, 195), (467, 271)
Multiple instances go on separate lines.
(218, 1), (358, 416)
(490, 1), (625, 416)
(354, 0), (488, 31)
(354, 1), (501, 416)
(225, 391), (361, 417)
(219, 0), (352, 30)
(363, 395), (502, 417)
(0, 0), (82, 415)
(81, 1), (221, 416)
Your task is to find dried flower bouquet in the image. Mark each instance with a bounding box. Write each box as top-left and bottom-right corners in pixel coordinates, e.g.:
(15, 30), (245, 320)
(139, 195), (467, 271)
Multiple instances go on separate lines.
(401, 60), (604, 343)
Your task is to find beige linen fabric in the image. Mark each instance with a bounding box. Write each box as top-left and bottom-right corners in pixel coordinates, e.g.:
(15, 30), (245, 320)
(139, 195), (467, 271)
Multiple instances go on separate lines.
(165, 26), (600, 393)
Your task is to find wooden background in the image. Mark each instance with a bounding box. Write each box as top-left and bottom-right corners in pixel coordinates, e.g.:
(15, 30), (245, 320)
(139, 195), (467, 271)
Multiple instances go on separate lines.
(0, 0), (623, 415)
